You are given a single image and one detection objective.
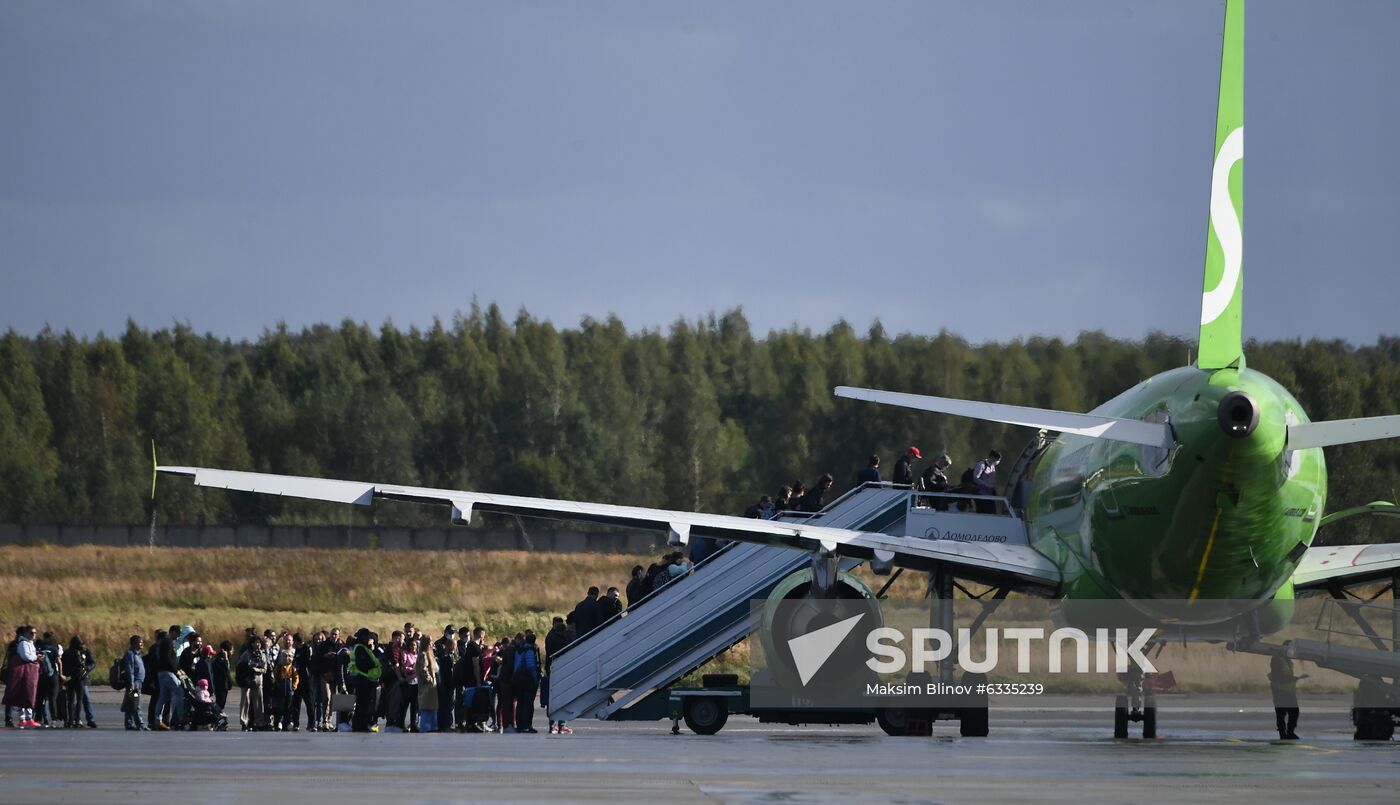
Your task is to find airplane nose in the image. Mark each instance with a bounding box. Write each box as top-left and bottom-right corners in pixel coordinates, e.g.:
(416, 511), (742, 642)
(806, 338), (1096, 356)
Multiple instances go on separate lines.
(1217, 390), (1259, 439)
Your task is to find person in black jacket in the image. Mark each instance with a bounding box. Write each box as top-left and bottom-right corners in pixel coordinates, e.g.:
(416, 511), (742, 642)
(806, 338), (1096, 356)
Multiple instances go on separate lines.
(571, 587), (601, 637)
(144, 629), (165, 730)
(543, 619), (573, 734)
(800, 474), (835, 512)
(625, 565), (646, 608)
(61, 635), (96, 728)
(433, 625), (456, 733)
(212, 641), (232, 711)
(893, 446), (921, 486)
(857, 454), (882, 485)
(597, 587), (623, 623)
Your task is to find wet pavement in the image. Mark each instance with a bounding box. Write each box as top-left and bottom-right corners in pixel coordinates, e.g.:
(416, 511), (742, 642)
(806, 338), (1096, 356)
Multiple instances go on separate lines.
(2, 692), (1398, 803)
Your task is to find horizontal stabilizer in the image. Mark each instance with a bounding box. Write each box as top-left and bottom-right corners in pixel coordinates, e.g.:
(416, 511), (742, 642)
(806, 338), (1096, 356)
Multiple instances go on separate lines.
(833, 387), (1173, 449)
(1287, 415), (1400, 450)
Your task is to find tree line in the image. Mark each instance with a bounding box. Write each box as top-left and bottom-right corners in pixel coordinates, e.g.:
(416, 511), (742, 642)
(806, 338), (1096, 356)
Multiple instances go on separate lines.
(1, 306), (1397, 544)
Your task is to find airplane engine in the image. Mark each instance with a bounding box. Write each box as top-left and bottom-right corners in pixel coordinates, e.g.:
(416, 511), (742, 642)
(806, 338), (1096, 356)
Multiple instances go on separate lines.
(756, 568), (882, 695)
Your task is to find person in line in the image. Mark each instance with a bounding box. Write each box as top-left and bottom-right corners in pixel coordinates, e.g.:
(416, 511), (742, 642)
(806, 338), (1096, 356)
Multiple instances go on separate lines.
(398, 630), (421, 732)
(572, 587), (601, 637)
(544, 616), (574, 735)
(434, 625), (457, 733)
(295, 632), (319, 731)
(379, 630), (404, 728)
(178, 632), (208, 685)
(625, 565), (647, 608)
(1269, 655), (1306, 740)
(666, 552), (692, 583)
(800, 474), (834, 512)
(212, 640), (232, 713)
(456, 626), (487, 732)
(347, 629), (381, 733)
(971, 449), (1002, 513)
(318, 627), (344, 731)
(790, 482), (807, 512)
(273, 632), (299, 731)
(512, 632), (541, 734)
(597, 587), (623, 623)
(121, 634), (147, 731)
(416, 635), (439, 732)
(494, 634), (518, 732)
(772, 485), (794, 515)
(742, 496), (767, 518)
(2, 626), (41, 729)
(893, 446), (921, 486)
(145, 629), (166, 729)
(920, 453), (954, 509)
(35, 631), (63, 728)
(62, 634), (97, 729)
(236, 636), (268, 731)
(857, 454), (882, 485)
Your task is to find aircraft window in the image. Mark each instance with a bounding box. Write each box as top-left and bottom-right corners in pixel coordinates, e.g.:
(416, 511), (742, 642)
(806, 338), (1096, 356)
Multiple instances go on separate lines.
(1140, 409), (1171, 476)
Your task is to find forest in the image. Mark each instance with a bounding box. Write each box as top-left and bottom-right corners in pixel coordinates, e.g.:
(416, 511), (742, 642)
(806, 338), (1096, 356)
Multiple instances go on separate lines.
(1, 305), (1397, 544)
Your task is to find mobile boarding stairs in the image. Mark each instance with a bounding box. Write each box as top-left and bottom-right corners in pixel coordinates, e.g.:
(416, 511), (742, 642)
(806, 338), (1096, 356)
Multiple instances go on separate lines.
(546, 482), (1030, 724)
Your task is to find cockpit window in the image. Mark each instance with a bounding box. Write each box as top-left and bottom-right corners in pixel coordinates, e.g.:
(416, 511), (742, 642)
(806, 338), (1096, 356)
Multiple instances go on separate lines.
(1140, 408), (1171, 476)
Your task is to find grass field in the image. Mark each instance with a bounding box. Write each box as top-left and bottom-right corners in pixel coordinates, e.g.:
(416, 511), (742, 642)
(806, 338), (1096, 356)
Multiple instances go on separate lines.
(0, 545), (1367, 694)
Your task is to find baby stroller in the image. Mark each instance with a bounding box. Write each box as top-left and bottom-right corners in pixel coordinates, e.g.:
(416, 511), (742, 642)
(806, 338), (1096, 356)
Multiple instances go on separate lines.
(179, 676), (228, 731)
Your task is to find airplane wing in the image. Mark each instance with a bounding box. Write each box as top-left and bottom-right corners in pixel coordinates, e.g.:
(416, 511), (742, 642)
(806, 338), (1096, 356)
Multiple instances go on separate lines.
(158, 465), (1061, 590)
(1291, 543), (1400, 590)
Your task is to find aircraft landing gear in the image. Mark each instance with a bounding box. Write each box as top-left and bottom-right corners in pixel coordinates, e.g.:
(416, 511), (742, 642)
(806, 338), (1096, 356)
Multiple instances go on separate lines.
(1351, 678), (1397, 741)
(1113, 665), (1157, 739)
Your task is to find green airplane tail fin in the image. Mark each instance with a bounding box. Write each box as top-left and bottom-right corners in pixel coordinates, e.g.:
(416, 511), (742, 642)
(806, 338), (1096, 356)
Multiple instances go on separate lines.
(1198, 0), (1244, 370)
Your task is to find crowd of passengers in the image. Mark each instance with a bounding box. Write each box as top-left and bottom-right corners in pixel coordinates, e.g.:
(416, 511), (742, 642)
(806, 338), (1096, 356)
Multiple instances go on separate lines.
(0, 567), (698, 735)
(740, 446), (1005, 520)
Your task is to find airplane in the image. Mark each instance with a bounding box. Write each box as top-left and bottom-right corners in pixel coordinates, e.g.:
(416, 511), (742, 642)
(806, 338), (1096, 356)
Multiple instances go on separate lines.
(157, 0), (1400, 738)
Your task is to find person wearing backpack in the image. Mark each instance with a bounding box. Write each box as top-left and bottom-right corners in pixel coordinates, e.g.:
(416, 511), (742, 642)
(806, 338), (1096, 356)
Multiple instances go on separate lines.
(511, 632), (542, 733)
(62, 634), (97, 728)
(122, 635), (147, 730)
(34, 632), (62, 728)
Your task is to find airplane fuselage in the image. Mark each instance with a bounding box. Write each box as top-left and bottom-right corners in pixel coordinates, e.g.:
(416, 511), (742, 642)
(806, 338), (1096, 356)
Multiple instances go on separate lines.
(1023, 365), (1327, 629)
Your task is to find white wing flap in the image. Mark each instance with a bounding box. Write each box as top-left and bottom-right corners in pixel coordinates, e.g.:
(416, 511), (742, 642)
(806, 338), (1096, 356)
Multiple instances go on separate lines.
(159, 465), (1061, 588)
(1287, 415), (1400, 450)
(1292, 543), (1400, 590)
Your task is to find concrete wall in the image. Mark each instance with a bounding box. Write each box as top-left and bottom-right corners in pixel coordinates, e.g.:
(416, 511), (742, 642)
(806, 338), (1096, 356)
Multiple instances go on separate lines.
(0, 523), (666, 553)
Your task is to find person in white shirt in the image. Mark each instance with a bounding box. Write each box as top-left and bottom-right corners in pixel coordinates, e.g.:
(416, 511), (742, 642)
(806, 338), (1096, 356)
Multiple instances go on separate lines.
(971, 450), (1002, 513)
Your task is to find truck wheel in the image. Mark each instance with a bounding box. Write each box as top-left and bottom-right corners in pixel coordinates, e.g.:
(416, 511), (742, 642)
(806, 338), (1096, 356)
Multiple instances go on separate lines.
(959, 707), (989, 737)
(876, 708), (908, 736)
(683, 696), (728, 736)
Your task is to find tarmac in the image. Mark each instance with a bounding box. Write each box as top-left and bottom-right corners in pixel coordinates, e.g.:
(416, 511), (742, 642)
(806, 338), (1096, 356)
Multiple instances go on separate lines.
(2, 692), (1399, 803)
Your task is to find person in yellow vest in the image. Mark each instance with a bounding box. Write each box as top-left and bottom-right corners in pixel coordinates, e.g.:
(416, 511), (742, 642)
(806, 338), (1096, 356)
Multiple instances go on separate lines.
(346, 629), (382, 733)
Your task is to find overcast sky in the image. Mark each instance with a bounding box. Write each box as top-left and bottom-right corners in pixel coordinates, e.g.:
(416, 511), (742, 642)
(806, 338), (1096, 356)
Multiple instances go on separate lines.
(2, 1), (1397, 344)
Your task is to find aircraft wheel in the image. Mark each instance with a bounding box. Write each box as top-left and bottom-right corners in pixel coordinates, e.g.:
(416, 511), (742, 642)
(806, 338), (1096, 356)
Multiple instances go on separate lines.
(1142, 706), (1157, 739)
(1113, 696), (1129, 739)
(683, 696), (728, 736)
(1352, 707), (1395, 741)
